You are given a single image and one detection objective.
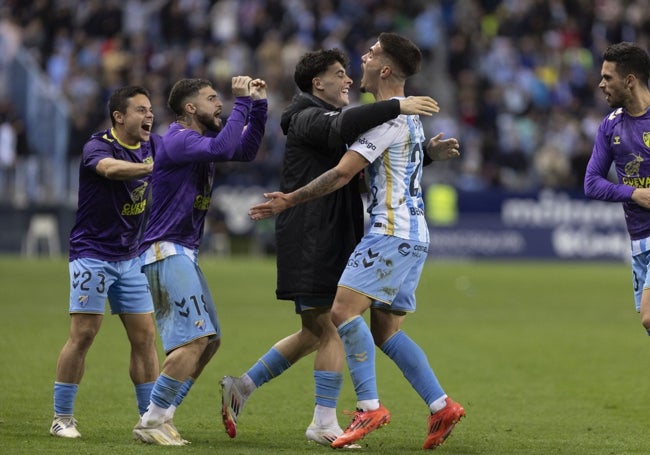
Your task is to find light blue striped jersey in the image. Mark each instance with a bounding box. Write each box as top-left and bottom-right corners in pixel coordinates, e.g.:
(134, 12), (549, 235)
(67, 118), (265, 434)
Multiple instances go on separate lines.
(349, 100), (428, 243)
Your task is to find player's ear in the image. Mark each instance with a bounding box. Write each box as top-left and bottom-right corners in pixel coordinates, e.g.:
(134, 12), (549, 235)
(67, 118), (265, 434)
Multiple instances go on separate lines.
(112, 110), (124, 125)
(184, 102), (197, 115)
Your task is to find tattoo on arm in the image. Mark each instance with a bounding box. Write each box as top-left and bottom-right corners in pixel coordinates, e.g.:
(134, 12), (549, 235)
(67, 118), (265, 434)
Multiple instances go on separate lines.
(292, 169), (342, 205)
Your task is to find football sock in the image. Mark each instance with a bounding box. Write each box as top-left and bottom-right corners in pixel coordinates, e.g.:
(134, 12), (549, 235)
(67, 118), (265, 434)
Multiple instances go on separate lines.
(152, 374), (183, 408)
(380, 330), (445, 409)
(246, 347), (291, 387)
(313, 404), (338, 427)
(172, 377), (195, 407)
(338, 316), (378, 404)
(314, 370), (343, 409)
(53, 382), (78, 415)
(135, 381), (155, 415)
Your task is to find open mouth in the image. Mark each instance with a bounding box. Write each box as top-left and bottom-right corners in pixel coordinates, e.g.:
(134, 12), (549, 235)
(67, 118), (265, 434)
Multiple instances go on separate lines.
(142, 123), (152, 132)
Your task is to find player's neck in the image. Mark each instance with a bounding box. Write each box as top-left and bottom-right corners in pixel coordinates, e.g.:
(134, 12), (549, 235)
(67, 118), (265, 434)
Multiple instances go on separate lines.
(177, 117), (206, 135)
(373, 80), (405, 101)
(626, 92), (650, 117)
(111, 127), (139, 148)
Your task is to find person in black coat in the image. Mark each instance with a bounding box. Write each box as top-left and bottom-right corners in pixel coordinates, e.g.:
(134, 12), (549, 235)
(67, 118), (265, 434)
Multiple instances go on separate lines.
(221, 48), (439, 445)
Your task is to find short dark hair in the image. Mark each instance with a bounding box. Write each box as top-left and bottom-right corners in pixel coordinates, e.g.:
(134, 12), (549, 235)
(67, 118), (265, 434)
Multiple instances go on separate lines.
(294, 49), (349, 93)
(378, 32), (422, 78)
(167, 78), (213, 116)
(107, 86), (150, 127)
(603, 42), (650, 85)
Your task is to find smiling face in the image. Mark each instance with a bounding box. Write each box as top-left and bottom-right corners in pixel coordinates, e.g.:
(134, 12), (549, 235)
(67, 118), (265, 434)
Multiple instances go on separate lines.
(599, 60), (630, 109)
(313, 61), (352, 108)
(116, 93), (153, 145)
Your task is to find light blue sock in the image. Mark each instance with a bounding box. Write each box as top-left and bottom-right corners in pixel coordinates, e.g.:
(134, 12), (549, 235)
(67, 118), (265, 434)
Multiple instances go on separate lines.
(314, 370), (343, 408)
(53, 382), (78, 415)
(150, 374), (183, 409)
(381, 330), (445, 405)
(338, 316), (377, 401)
(172, 377), (195, 407)
(245, 347), (291, 388)
(135, 381), (155, 415)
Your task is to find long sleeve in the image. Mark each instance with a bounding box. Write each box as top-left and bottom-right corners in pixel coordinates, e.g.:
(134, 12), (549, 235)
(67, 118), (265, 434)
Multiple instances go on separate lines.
(232, 98), (268, 162)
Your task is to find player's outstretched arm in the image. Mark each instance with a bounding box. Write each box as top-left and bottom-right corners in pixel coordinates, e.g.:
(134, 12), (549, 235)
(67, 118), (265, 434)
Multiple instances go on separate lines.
(249, 151), (367, 220)
(426, 132), (460, 161)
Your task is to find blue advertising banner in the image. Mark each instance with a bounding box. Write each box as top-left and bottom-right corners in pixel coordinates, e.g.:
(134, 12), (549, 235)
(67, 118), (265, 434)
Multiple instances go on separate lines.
(425, 186), (629, 261)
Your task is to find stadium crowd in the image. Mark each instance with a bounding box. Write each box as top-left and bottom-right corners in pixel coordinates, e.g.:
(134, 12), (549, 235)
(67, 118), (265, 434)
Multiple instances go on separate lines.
(1, 0), (650, 202)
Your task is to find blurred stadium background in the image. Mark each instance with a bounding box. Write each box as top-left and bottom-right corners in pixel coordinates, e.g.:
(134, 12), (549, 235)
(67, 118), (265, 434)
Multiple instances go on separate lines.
(0, 0), (637, 261)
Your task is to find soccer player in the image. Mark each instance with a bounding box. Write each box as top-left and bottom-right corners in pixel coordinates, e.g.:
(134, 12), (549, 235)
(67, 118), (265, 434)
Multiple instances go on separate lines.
(248, 32), (465, 450)
(585, 42), (650, 332)
(132, 76), (267, 445)
(50, 86), (159, 439)
(220, 49), (440, 446)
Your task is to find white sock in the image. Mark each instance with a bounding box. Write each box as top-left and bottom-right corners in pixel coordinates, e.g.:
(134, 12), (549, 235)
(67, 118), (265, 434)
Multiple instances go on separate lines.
(356, 399), (380, 411)
(142, 401), (168, 426)
(312, 404), (338, 427)
(429, 395), (448, 413)
(165, 404), (177, 421)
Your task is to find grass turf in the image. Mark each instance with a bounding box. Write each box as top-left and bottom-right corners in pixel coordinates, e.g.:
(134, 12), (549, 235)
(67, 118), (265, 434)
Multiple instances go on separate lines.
(0, 256), (646, 454)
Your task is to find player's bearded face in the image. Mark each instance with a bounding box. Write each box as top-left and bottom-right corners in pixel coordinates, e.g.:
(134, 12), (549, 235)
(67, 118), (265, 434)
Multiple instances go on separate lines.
(198, 109), (223, 132)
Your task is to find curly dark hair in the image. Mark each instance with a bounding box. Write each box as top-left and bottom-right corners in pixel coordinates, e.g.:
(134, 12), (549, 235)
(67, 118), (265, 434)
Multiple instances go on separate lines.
(603, 42), (650, 84)
(294, 49), (349, 93)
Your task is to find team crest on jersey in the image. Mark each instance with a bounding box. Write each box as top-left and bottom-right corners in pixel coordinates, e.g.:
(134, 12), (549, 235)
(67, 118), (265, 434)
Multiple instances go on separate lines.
(613, 136), (621, 145)
(77, 295), (89, 307)
(194, 319), (206, 332)
(624, 153), (643, 177)
(644, 132), (650, 148)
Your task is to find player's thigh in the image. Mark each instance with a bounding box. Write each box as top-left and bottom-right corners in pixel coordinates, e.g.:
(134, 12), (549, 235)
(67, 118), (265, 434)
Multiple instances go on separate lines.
(107, 257), (154, 314)
(143, 255), (218, 353)
(69, 258), (119, 314)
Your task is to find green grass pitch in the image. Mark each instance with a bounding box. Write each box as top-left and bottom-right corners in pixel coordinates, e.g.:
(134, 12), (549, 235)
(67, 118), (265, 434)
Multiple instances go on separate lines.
(0, 256), (647, 454)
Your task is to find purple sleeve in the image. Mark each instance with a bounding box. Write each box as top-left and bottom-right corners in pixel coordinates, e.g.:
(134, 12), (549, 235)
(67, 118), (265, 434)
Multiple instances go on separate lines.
(232, 98), (268, 162)
(584, 121), (635, 202)
(170, 97), (252, 163)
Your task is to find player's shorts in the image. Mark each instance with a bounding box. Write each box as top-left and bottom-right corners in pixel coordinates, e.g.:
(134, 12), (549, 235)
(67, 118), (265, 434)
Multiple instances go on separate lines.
(338, 233), (427, 313)
(631, 249), (650, 312)
(69, 257), (154, 315)
(142, 253), (220, 353)
(294, 296), (334, 314)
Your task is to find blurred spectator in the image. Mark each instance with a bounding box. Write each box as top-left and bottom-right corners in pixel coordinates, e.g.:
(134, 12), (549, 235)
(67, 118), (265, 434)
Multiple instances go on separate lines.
(3, 0), (650, 205)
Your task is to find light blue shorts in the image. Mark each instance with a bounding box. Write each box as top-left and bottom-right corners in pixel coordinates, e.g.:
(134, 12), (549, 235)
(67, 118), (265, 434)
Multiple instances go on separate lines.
(631, 250), (650, 312)
(143, 254), (220, 353)
(338, 233), (428, 312)
(68, 257), (154, 315)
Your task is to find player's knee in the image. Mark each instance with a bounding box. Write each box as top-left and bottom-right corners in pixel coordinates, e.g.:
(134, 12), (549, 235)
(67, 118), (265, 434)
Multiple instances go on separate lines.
(70, 327), (98, 350)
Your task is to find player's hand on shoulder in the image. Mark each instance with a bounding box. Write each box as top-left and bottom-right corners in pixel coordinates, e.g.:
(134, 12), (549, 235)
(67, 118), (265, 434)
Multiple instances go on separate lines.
(232, 76), (253, 97)
(400, 96), (439, 116)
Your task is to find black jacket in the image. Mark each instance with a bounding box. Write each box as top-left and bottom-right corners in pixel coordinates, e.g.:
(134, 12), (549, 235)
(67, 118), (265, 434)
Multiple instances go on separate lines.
(275, 93), (400, 300)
